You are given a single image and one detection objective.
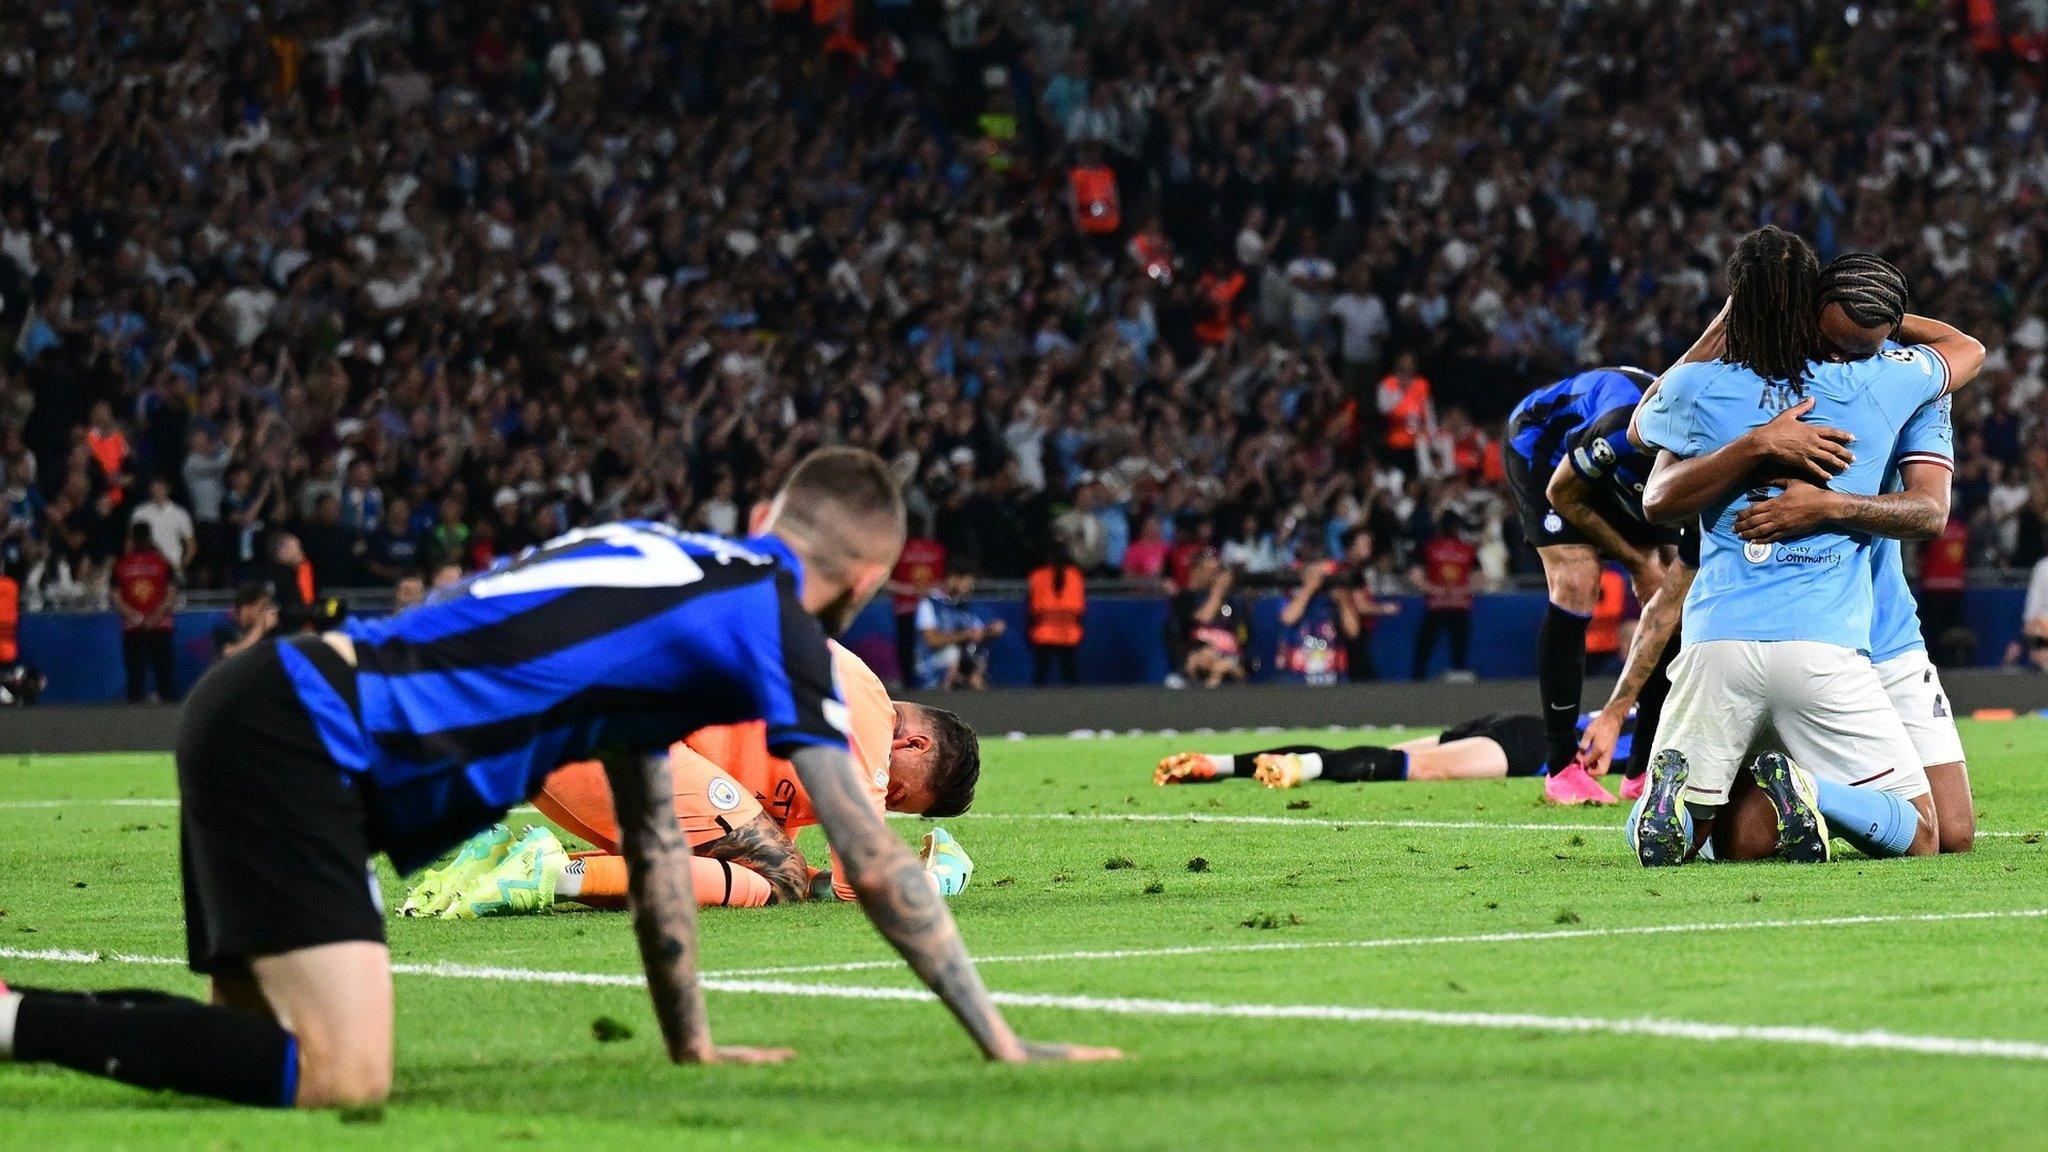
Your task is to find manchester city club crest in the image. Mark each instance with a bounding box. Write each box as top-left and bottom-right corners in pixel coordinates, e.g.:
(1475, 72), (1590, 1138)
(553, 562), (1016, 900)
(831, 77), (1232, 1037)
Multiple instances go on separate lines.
(707, 776), (743, 811)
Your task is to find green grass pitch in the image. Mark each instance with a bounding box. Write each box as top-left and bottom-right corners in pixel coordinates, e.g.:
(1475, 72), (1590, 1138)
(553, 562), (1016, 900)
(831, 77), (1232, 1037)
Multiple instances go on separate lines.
(1, 719), (2045, 1151)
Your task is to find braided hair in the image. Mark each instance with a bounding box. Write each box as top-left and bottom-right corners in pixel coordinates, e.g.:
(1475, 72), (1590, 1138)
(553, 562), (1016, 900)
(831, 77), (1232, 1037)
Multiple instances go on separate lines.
(1818, 252), (1909, 332)
(1723, 225), (1821, 385)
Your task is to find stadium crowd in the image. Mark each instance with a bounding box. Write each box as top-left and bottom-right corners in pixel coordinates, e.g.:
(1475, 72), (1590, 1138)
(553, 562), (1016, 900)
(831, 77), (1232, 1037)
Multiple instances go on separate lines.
(2, 0), (2048, 629)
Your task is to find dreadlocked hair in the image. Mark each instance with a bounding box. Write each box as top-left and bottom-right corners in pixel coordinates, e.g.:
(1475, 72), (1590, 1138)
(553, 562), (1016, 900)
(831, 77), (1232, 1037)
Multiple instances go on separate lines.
(1723, 225), (1821, 385)
(1819, 252), (1909, 332)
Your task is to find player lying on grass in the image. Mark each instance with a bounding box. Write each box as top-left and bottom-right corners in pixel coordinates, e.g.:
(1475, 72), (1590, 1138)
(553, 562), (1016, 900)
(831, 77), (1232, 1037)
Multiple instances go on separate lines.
(0, 448), (1116, 1112)
(1615, 254), (1975, 861)
(402, 641), (981, 913)
(1628, 235), (1982, 867)
(1153, 711), (1633, 787)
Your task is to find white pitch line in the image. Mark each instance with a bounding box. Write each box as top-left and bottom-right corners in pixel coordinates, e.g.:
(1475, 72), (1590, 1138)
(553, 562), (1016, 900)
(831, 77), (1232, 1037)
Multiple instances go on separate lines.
(702, 906), (2048, 977)
(0, 798), (2039, 841)
(713, 981), (2048, 1063)
(7, 943), (2042, 1063)
(948, 810), (1606, 832)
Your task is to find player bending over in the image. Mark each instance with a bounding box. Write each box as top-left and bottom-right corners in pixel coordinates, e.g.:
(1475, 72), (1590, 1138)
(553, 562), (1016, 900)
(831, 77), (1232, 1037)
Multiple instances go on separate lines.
(1154, 711), (1632, 787)
(405, 641), (982, 913)
(0, 448), (1115, 1112)
(1629, 232), (1982, 867)
(1503, 364), (1677, 805)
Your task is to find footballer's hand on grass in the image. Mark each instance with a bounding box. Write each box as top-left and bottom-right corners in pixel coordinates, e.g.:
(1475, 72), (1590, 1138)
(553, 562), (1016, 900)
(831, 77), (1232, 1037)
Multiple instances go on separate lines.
(1747, 398), (1853, 482)
(1734, 481), (1839, 544)
(685, 1045), (798, 1065)
(1011, 1040), (1124, 1064)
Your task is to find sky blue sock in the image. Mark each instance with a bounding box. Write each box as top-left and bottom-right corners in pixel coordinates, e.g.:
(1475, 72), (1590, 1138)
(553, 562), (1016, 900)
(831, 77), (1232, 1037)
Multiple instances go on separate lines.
(1813, 779), (1919, 857)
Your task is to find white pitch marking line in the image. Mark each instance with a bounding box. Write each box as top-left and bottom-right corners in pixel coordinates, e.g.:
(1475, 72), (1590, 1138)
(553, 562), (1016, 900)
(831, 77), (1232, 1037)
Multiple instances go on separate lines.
(947, 811), (1607, 832)
(5, 944), (2045, 1063)
(702, 906), (2048, 977)
(714, 981), (2048, 1063)
(0, 798), (2038, 840)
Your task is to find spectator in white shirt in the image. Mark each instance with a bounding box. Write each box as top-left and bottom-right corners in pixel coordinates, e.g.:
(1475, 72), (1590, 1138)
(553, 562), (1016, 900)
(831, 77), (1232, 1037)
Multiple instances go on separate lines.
(129, 476), (196, 577)
(1329, 263), (1390, 384)
(1284, 229), (1338, 347)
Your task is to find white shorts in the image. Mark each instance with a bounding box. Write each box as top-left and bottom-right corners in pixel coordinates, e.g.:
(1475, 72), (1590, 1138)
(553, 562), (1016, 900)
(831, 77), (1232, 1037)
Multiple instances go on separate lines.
(1655, 640), (1931, 805)
(1875, 649), (1966, 769)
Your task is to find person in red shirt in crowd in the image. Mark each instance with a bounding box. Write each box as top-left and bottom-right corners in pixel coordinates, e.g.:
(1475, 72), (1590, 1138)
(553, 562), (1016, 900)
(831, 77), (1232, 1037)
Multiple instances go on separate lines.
(889, 521), (947, 685)
(1193, 257), (1248, 348)
(1423, 406), (1492, 480)
(1918, 514), (1970, 662)
(1409, 512), (1478, 681)
(1068, 144), (1121, 248)
(112, 522), (178, 702)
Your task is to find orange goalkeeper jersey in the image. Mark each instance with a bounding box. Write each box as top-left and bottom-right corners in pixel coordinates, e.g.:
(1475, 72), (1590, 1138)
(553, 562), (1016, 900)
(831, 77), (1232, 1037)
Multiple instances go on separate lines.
(536, 642), (894, 901)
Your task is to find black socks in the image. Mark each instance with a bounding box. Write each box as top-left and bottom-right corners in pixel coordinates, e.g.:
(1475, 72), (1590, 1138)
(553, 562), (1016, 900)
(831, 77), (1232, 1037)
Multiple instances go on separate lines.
(1538, 604), (1592, 769)
(13, 989), (300, 1107)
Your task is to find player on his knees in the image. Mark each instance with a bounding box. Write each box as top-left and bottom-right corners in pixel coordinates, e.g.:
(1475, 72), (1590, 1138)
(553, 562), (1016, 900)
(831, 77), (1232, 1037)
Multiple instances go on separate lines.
(1155, 711), (1630, 788)
(1, 448), (1114, 1109)
(1632, 251), (1978, 862)
(1628, 232), (1982, 868)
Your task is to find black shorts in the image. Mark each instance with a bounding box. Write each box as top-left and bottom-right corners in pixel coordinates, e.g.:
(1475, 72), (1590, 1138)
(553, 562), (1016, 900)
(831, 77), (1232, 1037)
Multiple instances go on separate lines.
(178, 635), (384, 975)
(1439, 712), (1548, 777)
(1505, 448), (1677, 553)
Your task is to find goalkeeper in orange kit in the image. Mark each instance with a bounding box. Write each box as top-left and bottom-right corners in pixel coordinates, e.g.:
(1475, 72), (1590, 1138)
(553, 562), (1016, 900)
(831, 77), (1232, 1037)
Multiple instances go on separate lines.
(402, 642), (981, 914)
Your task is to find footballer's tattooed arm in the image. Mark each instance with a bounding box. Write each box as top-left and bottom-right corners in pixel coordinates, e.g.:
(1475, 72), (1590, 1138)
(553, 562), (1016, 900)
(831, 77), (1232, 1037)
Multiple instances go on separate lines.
(1734, 461), (1952, 545)
(599, 746), (792, 1065)
(1581, 563), (1695, 774)
(696, 812), (814, 904)
(790, 745), (1121, 1065)
(1545, 458), (1659, 588)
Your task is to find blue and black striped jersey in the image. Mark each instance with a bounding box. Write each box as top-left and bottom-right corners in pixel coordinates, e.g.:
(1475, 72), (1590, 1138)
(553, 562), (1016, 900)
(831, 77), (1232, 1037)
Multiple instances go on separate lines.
(278, 522), (849, 871)
(1508, 367), (1659, 520)
(1507, 367), (1653, 470)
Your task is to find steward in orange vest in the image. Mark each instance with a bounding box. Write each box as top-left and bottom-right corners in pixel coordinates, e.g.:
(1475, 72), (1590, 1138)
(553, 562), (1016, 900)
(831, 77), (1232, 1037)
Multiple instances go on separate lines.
(1027, 555), (1086, 685)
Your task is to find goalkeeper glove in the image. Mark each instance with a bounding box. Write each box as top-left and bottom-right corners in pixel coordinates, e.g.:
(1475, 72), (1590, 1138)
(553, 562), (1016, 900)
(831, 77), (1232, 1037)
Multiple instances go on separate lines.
(920, 826), (974, 897)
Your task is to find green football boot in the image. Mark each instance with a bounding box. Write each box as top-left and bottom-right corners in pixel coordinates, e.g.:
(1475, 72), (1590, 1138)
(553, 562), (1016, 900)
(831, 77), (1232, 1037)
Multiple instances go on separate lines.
(399, 824), (513, 917)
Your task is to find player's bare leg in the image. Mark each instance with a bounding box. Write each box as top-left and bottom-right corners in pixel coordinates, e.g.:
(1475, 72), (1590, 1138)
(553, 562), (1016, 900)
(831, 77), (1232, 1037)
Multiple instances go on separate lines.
(1926, 761), (1974, 853)
(0, 941), (384, 1108)
(249, 942), (394, 1108)
(1394, 737), (1511, 781)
